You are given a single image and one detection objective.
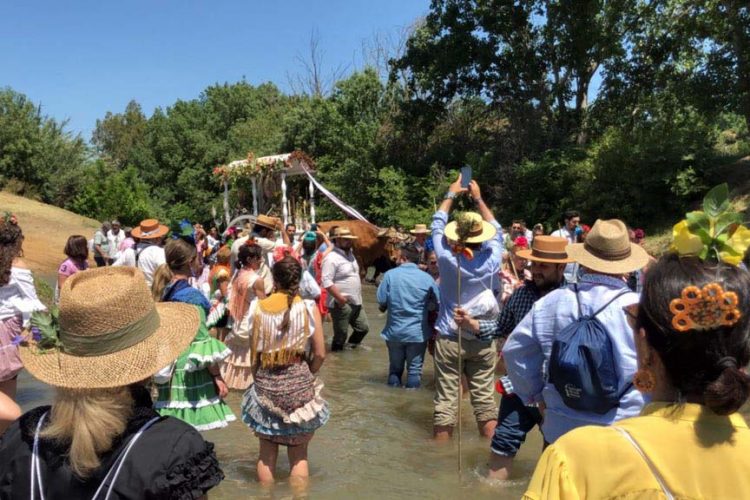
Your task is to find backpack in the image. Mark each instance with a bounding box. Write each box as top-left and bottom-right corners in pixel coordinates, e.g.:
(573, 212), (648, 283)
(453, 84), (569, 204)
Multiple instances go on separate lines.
(548, 284), (632, 414)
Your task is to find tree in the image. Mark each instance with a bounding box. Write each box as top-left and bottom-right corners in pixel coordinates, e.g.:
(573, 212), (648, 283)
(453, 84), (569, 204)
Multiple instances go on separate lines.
(91, 100), (147, 169)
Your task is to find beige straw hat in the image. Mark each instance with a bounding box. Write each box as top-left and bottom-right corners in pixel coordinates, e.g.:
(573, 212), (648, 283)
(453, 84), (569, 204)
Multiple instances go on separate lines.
(516, 236), (574, 263)
(253, 214), (281, 231)
(409, 224), (431, 235)
(566, 219), (649, 274)
(444, 212), (496, 244)
(20, 266), (200, 389)
(332, 227), (358, 239)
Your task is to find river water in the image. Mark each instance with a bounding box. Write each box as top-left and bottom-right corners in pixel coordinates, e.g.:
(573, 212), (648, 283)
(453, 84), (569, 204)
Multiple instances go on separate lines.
(17, 284), (541, 499)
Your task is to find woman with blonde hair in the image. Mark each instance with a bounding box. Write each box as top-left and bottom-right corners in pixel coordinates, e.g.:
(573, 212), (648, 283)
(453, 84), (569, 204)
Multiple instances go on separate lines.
(242, 256), (328, 484)
(151, 238), (235, 431)
(221, 242), (266, 390)
(0, 216), (45, 433)
(0, 266), (223, 498)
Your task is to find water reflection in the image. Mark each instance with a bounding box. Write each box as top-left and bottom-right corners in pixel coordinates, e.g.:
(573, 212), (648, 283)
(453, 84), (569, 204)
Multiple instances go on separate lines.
(17, 285), (540, 498)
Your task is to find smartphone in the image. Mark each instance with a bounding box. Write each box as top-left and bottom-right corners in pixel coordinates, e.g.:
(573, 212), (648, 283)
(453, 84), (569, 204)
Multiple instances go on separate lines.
(460, 165), (472, 188)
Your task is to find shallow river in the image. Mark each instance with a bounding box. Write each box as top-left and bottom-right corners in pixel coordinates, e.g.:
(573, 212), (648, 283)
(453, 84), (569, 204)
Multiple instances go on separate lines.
(18, 284), (541, 499)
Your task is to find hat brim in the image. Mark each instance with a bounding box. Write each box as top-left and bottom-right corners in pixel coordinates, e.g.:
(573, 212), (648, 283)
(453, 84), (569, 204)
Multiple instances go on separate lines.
(334, 235), (358, 240)
(516, 248), (574, 264)
(131, 224), (169, 240)
(566, 242), (650, 275)
(410, 230), (431, 235)
(20, 302), (200, 389)
(444, 220), (496, 244)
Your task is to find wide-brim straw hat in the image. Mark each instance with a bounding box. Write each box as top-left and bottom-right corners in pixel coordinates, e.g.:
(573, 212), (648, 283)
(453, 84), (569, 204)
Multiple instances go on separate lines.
(517, 235), (574, 263)
(410, 224), (431, 235)
(444, 212), (496, 244)
(332, 227), (358, 239)
(253, 214), (280, 231)
(20, 267), (200, 389)
(131, 218), (169, 240)
(566, 219), (650, 274)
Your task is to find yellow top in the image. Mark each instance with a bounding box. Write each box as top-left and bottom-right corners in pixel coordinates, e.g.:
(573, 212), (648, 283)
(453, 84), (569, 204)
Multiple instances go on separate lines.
(524, 402), (750, 500)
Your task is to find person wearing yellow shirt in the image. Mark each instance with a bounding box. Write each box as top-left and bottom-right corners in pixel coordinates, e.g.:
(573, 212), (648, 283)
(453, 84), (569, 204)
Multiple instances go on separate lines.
(525, 252), (750, 499)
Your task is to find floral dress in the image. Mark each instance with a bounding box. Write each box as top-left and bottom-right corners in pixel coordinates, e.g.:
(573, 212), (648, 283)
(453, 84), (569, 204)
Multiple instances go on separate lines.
(154, 280), (236, 431)
(221, 268), (260, 390)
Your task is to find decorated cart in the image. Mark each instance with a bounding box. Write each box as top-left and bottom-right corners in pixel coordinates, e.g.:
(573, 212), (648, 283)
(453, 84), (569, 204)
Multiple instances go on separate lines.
(212, 150), (371, 229)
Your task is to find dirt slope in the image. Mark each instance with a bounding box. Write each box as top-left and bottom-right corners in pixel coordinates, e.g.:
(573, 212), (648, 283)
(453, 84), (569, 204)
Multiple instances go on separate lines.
(0, 192), (100, 278)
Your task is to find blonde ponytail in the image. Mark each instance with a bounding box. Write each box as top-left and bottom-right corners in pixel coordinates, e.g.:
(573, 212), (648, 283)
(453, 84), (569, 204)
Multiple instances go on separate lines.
(41, 386), (134, 478)
(150, 263), (173, 301)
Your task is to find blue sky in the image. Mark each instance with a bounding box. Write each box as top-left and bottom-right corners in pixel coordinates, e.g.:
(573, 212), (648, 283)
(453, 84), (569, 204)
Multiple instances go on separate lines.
(1, 1), (430, 141)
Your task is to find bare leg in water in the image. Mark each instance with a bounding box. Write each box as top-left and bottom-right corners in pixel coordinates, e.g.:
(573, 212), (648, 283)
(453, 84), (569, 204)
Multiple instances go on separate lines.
(288, 442), (310, 494)
(487, 454), (513, 480)
(478, 419), (497, 438)
(0, 379), (20, 435)
(257, 439), (279, 483)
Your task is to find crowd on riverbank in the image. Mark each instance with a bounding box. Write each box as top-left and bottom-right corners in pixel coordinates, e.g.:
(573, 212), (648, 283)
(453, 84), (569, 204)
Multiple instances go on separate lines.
(2, 177), (750, 499)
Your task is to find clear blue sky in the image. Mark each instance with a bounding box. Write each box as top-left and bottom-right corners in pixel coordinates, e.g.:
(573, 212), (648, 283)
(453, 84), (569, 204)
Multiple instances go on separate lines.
(1, 1), (430, 141)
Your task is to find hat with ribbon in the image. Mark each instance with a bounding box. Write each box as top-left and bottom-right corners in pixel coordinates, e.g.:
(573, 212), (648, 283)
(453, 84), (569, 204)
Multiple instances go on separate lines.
(131, 218), (169, 240)
(566, 219), (649, 274)
(517, 236), (573, 263)
(444, 212), (496, 244)
(19, 266), (200, 389)
(332, 227), (358, 240)
(409, 224), (431, 235)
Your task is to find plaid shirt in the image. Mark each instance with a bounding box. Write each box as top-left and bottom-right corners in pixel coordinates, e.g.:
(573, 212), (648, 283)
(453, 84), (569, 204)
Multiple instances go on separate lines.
(476, 281), (542, 341)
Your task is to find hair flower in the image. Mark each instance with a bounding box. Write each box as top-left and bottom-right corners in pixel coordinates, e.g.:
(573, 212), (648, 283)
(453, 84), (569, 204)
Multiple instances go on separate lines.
(718, 225), (750, 266)
(671, 220), (704, 257)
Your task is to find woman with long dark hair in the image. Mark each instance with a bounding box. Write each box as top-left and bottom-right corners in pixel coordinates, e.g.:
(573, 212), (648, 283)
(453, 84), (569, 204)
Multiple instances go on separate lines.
(241, 256), (328, 484)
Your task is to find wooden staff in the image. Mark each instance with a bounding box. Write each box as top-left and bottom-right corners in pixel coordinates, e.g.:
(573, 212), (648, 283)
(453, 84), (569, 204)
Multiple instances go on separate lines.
(455, 250), (463, 481)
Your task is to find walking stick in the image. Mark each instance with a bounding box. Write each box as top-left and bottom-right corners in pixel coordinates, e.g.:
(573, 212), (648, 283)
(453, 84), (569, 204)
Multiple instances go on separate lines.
(456, 251), (463, 481)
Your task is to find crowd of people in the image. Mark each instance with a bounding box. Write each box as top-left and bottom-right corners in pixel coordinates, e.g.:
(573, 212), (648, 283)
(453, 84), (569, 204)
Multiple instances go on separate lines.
(1, 173), (750, 498)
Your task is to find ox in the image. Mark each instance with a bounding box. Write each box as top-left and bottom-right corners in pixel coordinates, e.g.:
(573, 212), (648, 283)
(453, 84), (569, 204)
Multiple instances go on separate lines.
(316, 220), (405, 281)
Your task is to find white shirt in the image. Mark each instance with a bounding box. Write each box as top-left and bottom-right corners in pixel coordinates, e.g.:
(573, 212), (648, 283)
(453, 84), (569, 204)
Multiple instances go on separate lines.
(106, 230), (126, 260)
(112, 247), (136, 267)
(136, 245), (166, 287)
(321, 247), (362, 306)
(0, 267), (46, 325)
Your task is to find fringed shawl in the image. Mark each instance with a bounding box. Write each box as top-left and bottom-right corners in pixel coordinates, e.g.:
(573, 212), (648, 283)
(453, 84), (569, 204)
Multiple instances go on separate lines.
(228, 268), (257, 321)
(251, 294), (312, 369)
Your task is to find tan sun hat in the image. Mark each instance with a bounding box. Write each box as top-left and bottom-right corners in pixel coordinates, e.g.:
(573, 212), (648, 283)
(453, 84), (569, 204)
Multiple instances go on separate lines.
(444, 212), (497, 244)
(131, 218), (169, 240)
(332, 227), (358, 239)
(517, 236), (574, 263)
(253, 214), (281, 231)
(19, 266), (200, 389)
(566, 219), (649, 274)
(409, 224), (431, 235)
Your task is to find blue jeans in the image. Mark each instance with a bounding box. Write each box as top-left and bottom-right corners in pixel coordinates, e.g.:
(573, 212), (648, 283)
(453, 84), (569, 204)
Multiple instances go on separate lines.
(385, 340), (427, 388)
(490, 394), (543, 457)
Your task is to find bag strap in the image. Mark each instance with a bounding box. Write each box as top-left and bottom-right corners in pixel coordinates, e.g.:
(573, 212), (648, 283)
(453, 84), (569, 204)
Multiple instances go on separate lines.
(573, 283), (582, 318)
(614, 427), (675, 499)
(591, 288), (631, 319)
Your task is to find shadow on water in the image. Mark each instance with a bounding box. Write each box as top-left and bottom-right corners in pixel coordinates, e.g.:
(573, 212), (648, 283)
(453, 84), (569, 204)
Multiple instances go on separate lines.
(18, 285), (541, 498)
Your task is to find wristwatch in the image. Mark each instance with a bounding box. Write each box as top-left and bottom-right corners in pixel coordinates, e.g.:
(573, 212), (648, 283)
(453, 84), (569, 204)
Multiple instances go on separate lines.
(444, 191), (457, 200)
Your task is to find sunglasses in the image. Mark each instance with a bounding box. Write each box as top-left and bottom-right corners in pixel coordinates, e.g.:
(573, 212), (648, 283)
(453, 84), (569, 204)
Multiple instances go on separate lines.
(623, 304), (639, 329)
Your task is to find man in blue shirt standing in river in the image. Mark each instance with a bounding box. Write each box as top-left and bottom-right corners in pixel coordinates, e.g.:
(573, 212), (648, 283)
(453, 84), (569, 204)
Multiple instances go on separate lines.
(431, 176), (504, 441)
(377, 242), (439, 388)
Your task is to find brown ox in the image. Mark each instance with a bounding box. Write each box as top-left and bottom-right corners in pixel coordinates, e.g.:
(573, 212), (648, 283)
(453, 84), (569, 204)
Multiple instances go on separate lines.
(316, 220), (405, 279)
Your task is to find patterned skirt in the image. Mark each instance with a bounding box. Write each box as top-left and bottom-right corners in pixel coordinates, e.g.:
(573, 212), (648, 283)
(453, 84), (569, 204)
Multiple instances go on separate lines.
(0, 316), (23, 382)
(241, 361), (329, 446)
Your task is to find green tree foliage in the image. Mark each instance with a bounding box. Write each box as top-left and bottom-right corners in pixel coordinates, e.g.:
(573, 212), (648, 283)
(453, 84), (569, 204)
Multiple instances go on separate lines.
(0, 88), (87, 204)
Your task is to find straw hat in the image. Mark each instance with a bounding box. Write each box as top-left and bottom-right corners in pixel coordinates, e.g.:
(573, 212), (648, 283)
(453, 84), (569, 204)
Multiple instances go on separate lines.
(253, 214), (281, 231)
(566, 219), (649, 274)
(410, 224), (431, 235)
(444, 212), (496, 244)
(517, 236), (573, 263)
(332, 227), (358, 239)
(131, 218), (169, 240)
(20, 267), (200, 389)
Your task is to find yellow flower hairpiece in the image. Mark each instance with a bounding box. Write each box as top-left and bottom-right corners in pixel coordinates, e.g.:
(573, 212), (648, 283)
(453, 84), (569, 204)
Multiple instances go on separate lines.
(670, 184), (750, 265)
(669, 283), (741, 332)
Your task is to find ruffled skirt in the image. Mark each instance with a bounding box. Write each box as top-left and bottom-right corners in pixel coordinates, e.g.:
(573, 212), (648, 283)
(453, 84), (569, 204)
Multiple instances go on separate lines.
(221, 335), (254, 390)
(241, 362), (329, 445)
(155, 334), (236, 431)
(0, 316), (23, 382)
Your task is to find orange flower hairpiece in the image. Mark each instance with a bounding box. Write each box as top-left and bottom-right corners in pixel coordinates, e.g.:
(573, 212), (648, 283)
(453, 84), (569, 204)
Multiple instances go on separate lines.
(669, 283), (741, 332)
(451, 245), (474, 260)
